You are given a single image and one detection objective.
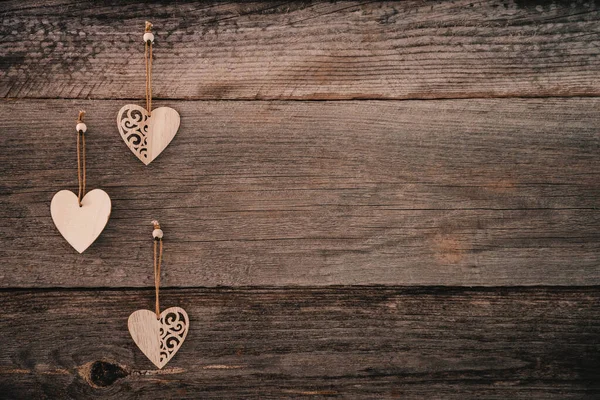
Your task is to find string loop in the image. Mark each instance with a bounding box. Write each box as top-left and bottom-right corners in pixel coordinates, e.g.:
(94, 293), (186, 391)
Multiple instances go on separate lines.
(76, 111), (86, 206)
(144, 22), (153, 115)
(152, 220), (163, 318)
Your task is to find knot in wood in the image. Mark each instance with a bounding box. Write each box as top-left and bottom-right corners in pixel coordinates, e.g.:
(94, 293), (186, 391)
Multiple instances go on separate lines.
(89, 361), (128, 387)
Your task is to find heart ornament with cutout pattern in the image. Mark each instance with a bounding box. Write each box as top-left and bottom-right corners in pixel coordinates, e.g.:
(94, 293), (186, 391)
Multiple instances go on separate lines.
(117, 105), (180, 165)
(128, 307), (189, 369)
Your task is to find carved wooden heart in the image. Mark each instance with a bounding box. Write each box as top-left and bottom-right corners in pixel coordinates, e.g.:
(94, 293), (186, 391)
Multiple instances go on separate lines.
(50, 189), (111, 253)
(117, 105), (180, 165)
(128, 307), (189, 369)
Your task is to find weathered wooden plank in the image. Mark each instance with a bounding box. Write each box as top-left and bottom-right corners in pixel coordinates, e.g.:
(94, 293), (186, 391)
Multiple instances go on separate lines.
(1, 98), (599, 287)
(1, 0), (599, 100)
(0, 287), (598, 399)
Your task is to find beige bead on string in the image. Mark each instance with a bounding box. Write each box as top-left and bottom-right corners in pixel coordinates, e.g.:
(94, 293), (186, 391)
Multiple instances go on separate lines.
(144, 21), (154, 43)
(151, 220), (164, 318)
(152, 220), (163, 239)
(76, 110), (87, 134)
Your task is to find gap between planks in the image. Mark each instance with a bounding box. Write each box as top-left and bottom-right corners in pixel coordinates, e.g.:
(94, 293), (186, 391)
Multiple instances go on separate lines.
(4, 94), (600, 102)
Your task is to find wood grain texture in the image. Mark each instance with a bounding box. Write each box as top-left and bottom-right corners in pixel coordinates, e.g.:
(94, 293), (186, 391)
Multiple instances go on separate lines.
(0, 287), (599, 399)
(1, 0), (600, 100)
(2, 1), (599, 397)
(1, 98), (599, 287)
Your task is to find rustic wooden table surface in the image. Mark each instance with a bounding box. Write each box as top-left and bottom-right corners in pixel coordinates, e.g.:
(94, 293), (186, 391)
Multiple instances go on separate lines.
(1, 1), (599, 399)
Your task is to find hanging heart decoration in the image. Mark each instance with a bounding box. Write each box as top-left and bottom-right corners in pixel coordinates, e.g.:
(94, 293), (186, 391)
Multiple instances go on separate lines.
(51, 189), (111, 253)
(51, 111), (111, 253)
(128, 220), (189, 369)
(117, 105), (180, 165)
(128, 307), (189, 369)
(117, 22), (180, 165)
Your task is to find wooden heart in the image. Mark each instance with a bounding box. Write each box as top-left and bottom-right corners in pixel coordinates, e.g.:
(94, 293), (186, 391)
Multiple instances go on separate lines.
(117, 104), (180, 165)
(50, 189), (111, 253)
(128, 307), (189, 369)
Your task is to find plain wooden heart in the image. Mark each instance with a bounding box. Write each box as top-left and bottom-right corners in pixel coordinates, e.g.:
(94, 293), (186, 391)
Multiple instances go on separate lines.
(128, 307), (189, 369)
(117, 104), (180, 165)
(50, 189), (111, 253)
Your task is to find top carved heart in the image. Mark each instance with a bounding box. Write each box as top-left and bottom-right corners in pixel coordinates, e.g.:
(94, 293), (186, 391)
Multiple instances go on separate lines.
(117, 105), (180, 165)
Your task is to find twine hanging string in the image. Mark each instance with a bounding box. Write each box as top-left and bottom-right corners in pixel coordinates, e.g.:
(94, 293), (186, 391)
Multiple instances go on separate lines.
(76, 111), (86, 206)
(152, 220), (163, 318)
(144, 21), (153, 115)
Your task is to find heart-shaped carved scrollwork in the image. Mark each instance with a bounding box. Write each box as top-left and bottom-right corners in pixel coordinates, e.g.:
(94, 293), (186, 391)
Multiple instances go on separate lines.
(128, 307), (189, 369)
(117, 105), (180, 165)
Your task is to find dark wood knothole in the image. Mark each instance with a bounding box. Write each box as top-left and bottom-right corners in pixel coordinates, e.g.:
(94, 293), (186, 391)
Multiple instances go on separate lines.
(88, 361), (128, 387)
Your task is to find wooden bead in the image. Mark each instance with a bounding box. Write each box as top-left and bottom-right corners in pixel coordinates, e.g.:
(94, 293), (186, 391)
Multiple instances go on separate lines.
(143, 32), (154, 43)
(76, 122), (87, 133)
(152, 229), (163, 239)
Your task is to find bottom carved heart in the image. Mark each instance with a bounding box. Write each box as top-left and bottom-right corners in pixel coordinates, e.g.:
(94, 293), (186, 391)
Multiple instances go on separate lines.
(128, 307), (189, 369)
